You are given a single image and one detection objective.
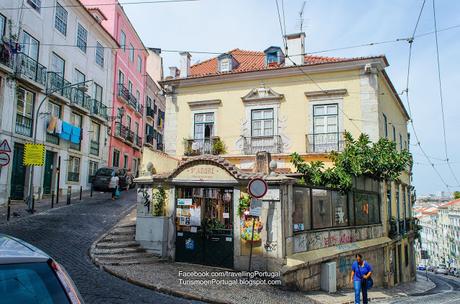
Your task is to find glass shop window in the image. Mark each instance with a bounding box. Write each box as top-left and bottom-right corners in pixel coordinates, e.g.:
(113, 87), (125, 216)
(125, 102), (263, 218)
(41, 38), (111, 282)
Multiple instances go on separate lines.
(354, 192), (380, 225)
(332, 191), (348, 227)
(293, 187), (310, 232)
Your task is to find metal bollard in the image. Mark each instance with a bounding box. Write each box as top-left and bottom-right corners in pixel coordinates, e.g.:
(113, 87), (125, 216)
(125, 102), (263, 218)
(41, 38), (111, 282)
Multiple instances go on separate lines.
(67, 186), (71, 205)
(79, 186), (82, 200)
(6, 197), (11, 221)
(56, 188), (60, 205)
(31, 196), (35, 214)
(90, 184), (93, 197)
(51, 190), (55, 209)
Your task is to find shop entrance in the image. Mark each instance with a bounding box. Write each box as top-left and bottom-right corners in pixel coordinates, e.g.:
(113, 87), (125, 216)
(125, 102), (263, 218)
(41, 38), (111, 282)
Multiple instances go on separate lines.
(10, 143), (26, 200)
(175, 187), (234, 268)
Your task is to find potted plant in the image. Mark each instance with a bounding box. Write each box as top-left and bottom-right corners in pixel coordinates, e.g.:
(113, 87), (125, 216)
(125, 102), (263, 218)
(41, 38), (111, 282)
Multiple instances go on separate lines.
(211, 136), (227, 155)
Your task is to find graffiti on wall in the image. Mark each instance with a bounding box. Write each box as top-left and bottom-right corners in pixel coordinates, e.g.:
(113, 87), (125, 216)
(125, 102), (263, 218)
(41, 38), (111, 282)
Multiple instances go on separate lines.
(323, 233), (355, 247)
(338, 256), (354, 274)
(137, 187), (152, 214)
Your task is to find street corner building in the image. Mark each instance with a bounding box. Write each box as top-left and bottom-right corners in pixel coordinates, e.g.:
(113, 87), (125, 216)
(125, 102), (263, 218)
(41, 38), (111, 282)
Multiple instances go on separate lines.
(0, 0), (118, 204)
(136, 33), (417, 291)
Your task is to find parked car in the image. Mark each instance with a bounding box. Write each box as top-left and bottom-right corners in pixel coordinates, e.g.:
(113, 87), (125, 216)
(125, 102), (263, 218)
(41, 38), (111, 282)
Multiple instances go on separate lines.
(427, 265), (435, 272)
(417, 264), (427, 271)
(91, 167), (133, 192)
(435, 264), (448, 275)
(448, 267), (457, 276)
(0, 234), (84, 303)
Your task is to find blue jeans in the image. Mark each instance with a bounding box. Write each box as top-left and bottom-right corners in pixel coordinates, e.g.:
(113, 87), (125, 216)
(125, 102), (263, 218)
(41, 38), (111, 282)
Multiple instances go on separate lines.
(353, 280), (368, 304)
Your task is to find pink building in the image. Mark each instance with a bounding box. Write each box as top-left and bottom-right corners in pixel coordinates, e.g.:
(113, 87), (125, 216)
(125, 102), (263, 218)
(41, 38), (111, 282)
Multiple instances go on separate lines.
(83, 0), (148, 175)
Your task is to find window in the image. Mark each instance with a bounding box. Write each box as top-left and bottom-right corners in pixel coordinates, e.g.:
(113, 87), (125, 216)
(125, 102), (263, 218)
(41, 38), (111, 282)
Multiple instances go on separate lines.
(120, 30), (126, 51)
(396, 184), (400, 222)
(135, 90), (140, 103)
(46, 102), (61, 144)
(137, 55), (142, 73)
(293, 187), (310, 232)
(74, 69), (85, 83)
(134, 122), (139, 137)
(354, 192), (380, 225)
(21, 31), (39, 60)
(126, 115), (131, 130)
(51, 52), (65, 75)
(73, 69), (85, 105)
(312, 189), (332, 229)
(403, 186), (407, 220)
(94, 83), (103, 102)
(15, 87), (34, 137)
(128, 80), (133, 93)
(129, 44), (134, 62)
(267, 52), (278, 64)
(194, 113), (214, 139)
(312, 104), (339, 152)
(0, 14), (7, 39)
(95, 42), (104, 67)
(383, 113), (388, 138)
(76, 24), (88, 53)
(332, 192), (348, 227)
(405, 244), (409, 266)
(251, 109), (273, 137)
(219, 58), (231, 72)
(387, 182), (392, 222)
(123, 154), (128, 169)
(89, 160), (98, 183)
(118, 70), (125, 85)
(90, 121), (100, 156)
(399, 134), (403, 151)
(27, 0), (41, 12)
(392, 125), (396, 142)
(67, 156), (80, 182)
(69, 112), (82, 150)
(54, 2), (67, 35)
(112, 149), (120, 167)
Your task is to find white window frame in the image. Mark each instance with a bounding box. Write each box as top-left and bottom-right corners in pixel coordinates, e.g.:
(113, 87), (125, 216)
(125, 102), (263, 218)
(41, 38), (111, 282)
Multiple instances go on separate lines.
(27, 0), (41, 13)
(0, 14), (6, 39)
(307, 98), (344, 136)
(54, 2), (67, 36)
(129, 44), (134, 62)
(67, 156), (81, 182)
(137, 55), (142, 73)
(244, 102), (280, 138)
(76, 23), (88, 53)
(251, 108), (274, 137)
(17, 87), (34, 118)
(113, 149), (120, 167)
(219, 58), (231, 72)
(95, 42), (104, 67)
(120, 30), (126, 51)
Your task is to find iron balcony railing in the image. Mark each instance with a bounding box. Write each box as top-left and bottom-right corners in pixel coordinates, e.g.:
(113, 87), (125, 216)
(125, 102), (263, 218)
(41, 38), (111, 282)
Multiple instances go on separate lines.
(145, 134), (155, 146)
(16, 52), (47, 86)
(306, 132), (344, 153)
(67, 172), (80, 182)
(0, 44), (13, 69)
(70, 87), (92, 111)
(241, 135), (283, 155)
(47, 71), (72, 100)
(146, 107), (155, 118)
(117, 84), (143, 114)
(15, 114), (33, 137)
(184, 138), (213, 156)
(46, 133), (60, 145)
(70, 142), (81, 151)
(90, 99), (108, 120)
(114, 122), (134, 143)
(157, 142), (164, 151)
(90, 140), (99, 155)
(135, 135), (142, 147)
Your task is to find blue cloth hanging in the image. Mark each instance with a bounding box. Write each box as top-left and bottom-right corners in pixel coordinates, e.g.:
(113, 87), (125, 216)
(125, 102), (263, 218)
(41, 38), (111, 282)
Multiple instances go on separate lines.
(70, 126), (81, 144)
(59, 121), (72, 140)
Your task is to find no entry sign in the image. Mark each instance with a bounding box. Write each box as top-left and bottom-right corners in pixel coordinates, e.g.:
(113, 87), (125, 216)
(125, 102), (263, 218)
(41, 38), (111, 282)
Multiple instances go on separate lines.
(0, 153), (10, 167)
(248, 178), (268, 199)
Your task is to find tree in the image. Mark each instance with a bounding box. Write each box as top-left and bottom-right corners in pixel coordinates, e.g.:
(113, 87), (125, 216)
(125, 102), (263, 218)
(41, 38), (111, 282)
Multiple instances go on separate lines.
(454, 191), (460, 199)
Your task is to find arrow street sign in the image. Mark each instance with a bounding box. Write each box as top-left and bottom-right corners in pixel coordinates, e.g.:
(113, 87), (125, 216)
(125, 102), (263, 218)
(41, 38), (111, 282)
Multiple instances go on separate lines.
(0, 152), (10, 167)
(0, 139), (11, 153)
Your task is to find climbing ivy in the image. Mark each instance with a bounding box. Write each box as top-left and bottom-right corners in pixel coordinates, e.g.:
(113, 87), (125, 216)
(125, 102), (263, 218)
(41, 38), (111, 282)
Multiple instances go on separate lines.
(291, 132), (412, 192)
(152, 187), (166, 216)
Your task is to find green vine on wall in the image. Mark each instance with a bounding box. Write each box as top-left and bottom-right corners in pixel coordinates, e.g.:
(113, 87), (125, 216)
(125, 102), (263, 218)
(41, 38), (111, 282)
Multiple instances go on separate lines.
(152, 187), (166, 216)
(291, 132), (413, 192)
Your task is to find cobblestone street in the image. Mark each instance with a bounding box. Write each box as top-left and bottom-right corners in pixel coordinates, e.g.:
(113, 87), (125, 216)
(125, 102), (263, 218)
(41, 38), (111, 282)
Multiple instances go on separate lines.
(0, 190), (200, 304)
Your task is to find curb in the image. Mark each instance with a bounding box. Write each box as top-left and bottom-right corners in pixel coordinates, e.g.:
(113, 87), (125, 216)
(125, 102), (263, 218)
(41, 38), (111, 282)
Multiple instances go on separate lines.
(88, 206), (229, 304)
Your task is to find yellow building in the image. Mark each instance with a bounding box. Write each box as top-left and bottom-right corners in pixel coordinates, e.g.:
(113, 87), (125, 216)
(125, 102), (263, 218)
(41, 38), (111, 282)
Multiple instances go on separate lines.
(139, 33), (415, 289)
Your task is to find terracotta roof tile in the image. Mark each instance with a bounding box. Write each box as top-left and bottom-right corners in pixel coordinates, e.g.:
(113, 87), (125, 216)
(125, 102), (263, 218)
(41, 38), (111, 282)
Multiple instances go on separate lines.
(188, 49), (378, 79)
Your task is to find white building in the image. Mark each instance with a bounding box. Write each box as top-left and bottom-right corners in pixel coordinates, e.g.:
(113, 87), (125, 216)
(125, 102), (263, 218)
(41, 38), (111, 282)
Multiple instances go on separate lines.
(0, 0), (118, 204)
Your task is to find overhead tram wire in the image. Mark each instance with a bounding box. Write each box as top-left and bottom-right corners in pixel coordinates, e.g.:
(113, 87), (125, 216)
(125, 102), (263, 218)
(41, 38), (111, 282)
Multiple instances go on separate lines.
(1, 0), (199, 11)
(275, 0), (287, 51)
(432, 0), (460, 186)
(403, 0), (456, 189)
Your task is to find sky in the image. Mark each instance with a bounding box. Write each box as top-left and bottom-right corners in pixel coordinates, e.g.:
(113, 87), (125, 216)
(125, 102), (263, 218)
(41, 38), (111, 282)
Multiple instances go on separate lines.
(122, 0), (460, 196)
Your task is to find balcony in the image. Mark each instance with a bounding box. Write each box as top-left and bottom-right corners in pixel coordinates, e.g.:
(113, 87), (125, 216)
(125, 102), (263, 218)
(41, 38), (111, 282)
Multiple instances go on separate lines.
(241, 135), (282, 155)
(306, 132), (344, 153)
(70, 88), (92, 112)
(114, 122), (134, 143)
(157, 142), (164, 151)
(90, 140), (99, 156)
(117, 84), (143, 115)
(90, 99), (108, 120)
(0, 44), (13, 69)
(47, 72), (72, 100)
(146, 107), (155, 119)
(135, 135), (142, 147)
(16, 53), (47, 86)
(145, 134), (155, 147)
(46, 133), (60, 145)
(70, 142), (81, 151)
(15, 114), (33, 137)
(184, 137), (225, 156)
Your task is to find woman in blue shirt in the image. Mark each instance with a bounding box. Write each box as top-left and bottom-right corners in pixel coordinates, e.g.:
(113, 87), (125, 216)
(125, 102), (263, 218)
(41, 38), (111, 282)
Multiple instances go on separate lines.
(349, 253), (372, 304)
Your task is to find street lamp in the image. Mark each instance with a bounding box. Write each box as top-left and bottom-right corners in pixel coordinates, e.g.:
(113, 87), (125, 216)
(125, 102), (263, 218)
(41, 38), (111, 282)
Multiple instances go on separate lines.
(26, 79), (93, 213)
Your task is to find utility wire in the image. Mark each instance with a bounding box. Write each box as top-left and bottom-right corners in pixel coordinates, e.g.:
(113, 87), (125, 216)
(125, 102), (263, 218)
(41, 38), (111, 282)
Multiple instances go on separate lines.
(274, 0), (287, 51)
(1, 0), (199, 11)
(431, 0), (460, 186)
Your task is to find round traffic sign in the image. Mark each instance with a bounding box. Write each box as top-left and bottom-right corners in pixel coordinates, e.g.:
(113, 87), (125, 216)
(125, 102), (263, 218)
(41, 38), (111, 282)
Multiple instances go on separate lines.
(0, 152), (10, 167)
(248, 178), (268, 199)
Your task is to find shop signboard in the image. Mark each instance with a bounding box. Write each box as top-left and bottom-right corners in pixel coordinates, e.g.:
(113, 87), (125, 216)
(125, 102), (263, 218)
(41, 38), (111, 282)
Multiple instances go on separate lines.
(249, 199), (262, 217)
(177, 198), (193, 206)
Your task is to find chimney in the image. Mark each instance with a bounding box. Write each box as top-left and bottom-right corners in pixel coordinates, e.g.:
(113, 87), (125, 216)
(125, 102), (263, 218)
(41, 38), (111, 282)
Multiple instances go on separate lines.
(284, 32), (305, 66)
(179, 52), (191, 78)
(169, 66), (180, 79)
(254, 152), (271, 175)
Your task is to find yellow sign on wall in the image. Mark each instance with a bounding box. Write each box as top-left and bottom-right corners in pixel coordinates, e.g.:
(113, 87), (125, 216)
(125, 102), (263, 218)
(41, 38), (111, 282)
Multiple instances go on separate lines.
(24, 143), (45, 166)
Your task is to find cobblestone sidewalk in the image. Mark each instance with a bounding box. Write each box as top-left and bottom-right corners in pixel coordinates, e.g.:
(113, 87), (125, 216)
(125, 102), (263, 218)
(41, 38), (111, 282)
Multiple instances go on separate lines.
(93, 210), (435, 304)
(0, 189), (121, 225)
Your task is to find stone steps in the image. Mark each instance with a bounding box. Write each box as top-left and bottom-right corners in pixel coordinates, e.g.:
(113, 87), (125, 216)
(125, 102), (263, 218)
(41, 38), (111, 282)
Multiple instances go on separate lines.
(94, 252), (153, 261)
(110, 226), (136, 235)
(96, 240), (140, 249)
(93, 247), (145, 255)
(95, 257), (158, 266)
(102, 234), (135, 242)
